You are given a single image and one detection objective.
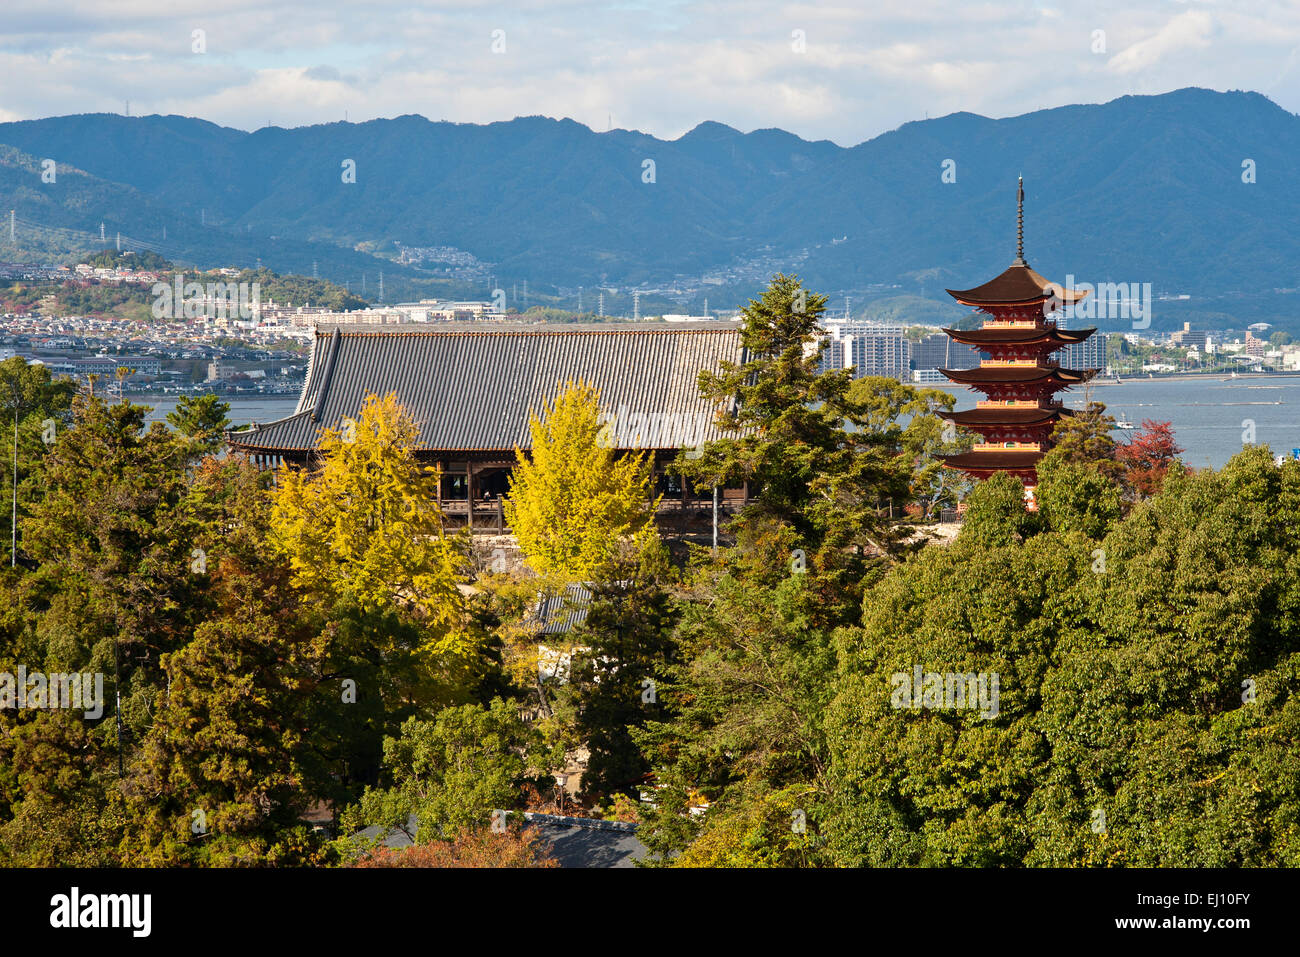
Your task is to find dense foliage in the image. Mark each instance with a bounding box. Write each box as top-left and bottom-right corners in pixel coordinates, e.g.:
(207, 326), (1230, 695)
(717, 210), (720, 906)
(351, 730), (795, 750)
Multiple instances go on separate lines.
(826, 447), (1300, 866)
(0, 273), (1292, 868)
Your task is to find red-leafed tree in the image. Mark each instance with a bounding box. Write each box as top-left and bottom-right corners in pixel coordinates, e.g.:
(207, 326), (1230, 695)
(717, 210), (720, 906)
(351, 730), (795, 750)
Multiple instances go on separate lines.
(1117, 419), (1183, 498)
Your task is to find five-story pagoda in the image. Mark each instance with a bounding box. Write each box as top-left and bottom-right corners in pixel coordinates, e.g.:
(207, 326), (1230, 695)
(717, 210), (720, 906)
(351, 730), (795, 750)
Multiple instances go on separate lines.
(938, 179), (1098, 501)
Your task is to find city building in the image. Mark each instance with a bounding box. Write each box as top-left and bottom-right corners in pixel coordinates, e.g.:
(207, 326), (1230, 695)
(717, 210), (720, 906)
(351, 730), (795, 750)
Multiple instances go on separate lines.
(816, 336), (846, 375)
(817, 321), (911, 379)
(911, 332), (981, 374)
(207, 357), (237, 381)
(1056, 314), (1106, 372)
(257, 304), (406, 329)
(1170, 321), (1209, 352)
(40, 355), (162, 379)
(389, 300), (505, 322)
(936, 179), (1099, 502)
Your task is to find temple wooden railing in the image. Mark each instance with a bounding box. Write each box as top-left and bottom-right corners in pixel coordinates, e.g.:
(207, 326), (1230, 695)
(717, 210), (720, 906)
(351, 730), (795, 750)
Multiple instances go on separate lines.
(235, 451), (750, 534)
(437, 488), (749, 533)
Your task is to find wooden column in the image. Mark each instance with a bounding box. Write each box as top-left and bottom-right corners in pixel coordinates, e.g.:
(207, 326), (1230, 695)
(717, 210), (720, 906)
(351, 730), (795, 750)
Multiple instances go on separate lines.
(466, 463), (475, 531)
(435, 460), (442, 510)
(712, 486), (719, 552)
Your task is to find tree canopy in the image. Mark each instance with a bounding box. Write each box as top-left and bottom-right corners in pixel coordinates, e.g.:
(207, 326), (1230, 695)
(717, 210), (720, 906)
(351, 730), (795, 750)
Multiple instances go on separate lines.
(0, 273), (1292, 873)
(503, 380), (657, 583)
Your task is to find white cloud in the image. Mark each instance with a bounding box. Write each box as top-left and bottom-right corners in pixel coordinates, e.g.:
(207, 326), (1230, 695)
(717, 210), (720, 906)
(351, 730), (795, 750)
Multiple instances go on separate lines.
(1107, 10), (1218, 75)
(0, 1), (1297, 144)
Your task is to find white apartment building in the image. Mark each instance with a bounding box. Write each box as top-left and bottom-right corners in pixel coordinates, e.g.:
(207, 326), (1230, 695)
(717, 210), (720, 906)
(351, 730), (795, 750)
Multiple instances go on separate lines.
(818, 321), (911, 380)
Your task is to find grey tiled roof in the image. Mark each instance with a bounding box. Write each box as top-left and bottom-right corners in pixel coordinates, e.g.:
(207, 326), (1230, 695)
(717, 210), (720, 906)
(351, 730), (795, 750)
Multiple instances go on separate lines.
(526, 821), (648, 868)
(360, 813), (649, 867)
(534, 583), (594, 635)
(227, 321), (744, 454)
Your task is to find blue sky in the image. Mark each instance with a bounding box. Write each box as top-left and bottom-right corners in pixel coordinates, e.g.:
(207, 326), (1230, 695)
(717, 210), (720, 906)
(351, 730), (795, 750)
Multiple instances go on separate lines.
(1, 1), (1297, 144)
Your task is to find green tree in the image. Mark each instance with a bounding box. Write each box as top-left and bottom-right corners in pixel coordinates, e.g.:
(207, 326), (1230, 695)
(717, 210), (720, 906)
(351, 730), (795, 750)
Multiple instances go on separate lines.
(0, 357), (76, 561)
(559, 533), (676, 800)
(128, 516), (328, 866)
(341, 698), (544, 845)
(635, 275), (952, 866)
(165, 393), (232, 454)
(824, 446), (1300, 867)
(1044, 402), (1121, 480)
(824, 530), (1092, 866)
(670, 783), (820, 867)
(846, 375), (969, 518)
(635, 560), (838, 865)
(81, 249), (171, 271)
(677, 274), (919, 618)
(233, 267), (367, 312)
(956, 472), (1037, 547)
(1036, 456), (1123, 539)
(1, 400), (228, 863)
(21, 395), (204, 736)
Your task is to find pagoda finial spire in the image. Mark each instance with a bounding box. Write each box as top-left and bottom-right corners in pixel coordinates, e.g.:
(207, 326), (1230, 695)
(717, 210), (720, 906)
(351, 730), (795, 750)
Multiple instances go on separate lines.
(1013, 176), (1026, 266)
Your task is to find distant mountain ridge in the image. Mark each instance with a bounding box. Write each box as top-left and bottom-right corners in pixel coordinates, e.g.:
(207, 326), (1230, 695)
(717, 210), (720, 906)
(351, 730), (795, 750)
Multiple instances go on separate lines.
(2, 87), (1298, 328)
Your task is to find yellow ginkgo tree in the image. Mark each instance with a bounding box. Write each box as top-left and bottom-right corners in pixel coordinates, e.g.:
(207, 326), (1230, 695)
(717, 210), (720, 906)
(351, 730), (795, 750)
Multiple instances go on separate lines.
(269, 392), (477, 683)
(504, 380), (659, 582)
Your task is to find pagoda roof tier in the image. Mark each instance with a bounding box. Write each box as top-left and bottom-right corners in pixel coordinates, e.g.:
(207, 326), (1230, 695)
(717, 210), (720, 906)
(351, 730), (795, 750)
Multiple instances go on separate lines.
(939, 365), (1098, 387)
(941, 449), (1045, 471)
(946, 263), (1088, 308)
(938, 407), (1074, 427)
(941, 325), (1096, 347)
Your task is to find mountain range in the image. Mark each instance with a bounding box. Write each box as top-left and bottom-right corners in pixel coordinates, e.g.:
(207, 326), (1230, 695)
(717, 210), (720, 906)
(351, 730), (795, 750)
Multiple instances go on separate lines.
(1, 87), (1298, 330)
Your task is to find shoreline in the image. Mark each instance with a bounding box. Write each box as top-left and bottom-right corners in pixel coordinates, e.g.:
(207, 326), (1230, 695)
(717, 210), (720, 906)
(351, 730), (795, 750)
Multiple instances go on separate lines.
(1089, 372), (1300, 385)
(127, 372), (1300, 401)
(126, 391), (301, 400)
